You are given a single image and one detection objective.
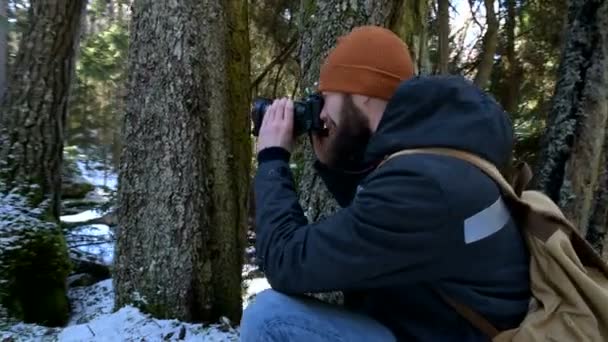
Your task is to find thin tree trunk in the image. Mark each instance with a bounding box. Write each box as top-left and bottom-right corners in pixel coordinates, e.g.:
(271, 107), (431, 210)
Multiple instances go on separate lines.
(0, 0), (86, 220)
(502, 0), (521, 113)
(107, 0), (115, 22)
(438, 0), (450, 74)
(533, 0), (608, 258)
(114, 0), (251, 323)
(0, 0), (7, 101)
(474, 0), (498, 88)
(389, 0), (431, 74)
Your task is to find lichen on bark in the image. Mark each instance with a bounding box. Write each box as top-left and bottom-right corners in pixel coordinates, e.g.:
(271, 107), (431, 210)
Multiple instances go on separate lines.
(114, 0), (250, 323)
(533, 0), (608, 256)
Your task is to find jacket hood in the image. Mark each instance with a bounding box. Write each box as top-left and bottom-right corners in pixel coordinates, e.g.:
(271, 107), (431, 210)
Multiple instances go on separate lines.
(364, 75), (514, 170)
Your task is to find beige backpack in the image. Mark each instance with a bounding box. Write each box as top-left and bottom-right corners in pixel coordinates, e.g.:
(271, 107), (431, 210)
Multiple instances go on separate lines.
(382, 147), (608, 341)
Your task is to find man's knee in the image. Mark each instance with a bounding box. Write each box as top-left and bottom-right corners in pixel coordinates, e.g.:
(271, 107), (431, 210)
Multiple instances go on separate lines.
(240, 289), (292, 341)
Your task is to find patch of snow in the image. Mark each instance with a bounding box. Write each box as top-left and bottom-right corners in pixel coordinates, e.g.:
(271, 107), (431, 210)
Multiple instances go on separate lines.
(84, 188), (111, 203)
(243, 277), (270, 309)
(69, 224), (114, 265)
(61, 209), (104, 223)
(1, 322), (61, 341)
(68, 279), (114, 326)
(77, 224), (111, 237)
(245, 278), (270, 297)
(59, 306), (239, 342)
(241, 263), (258, 277)
(76, 161), (117, 191)
(1, 277), (242, 342)
(0, 272), (272, 341)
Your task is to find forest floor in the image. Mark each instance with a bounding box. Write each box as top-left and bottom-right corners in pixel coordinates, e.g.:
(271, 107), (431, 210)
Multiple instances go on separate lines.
(0, 159), (271, 341)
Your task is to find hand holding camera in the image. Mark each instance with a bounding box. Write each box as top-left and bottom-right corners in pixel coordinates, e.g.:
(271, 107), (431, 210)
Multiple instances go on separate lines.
(255, 98), (295, 153)
(252, 93), (330, 159)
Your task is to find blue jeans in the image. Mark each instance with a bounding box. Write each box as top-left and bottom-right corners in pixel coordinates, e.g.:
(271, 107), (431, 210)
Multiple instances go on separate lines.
(240, 289), (396, 341)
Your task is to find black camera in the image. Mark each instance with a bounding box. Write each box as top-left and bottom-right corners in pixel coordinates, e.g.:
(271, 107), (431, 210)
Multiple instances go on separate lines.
(250, 93), (325, 137)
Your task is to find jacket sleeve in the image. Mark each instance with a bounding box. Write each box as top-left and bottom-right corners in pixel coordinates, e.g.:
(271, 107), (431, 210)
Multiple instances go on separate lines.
(254, 149), (455, 294)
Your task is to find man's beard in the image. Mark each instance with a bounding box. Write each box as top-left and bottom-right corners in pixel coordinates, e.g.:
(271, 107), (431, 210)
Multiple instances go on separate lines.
(325, 96), (372, 171)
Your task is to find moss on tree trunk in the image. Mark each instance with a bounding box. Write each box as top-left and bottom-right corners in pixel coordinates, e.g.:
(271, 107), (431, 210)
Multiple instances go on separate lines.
(114, 0), (251, 323)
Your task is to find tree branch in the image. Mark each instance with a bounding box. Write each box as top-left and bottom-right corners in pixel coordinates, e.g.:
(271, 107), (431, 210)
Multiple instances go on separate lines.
(250, 35), (298, 92)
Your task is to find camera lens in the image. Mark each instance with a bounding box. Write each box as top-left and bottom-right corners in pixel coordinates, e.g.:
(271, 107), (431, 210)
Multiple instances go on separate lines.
(251, 98), (271, 136)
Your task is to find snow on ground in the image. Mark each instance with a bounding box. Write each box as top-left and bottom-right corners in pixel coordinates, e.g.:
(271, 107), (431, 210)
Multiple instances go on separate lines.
(1, 161), (274, 341)
(2, 201), (269, 341)
(67, 224), (114, 265)
(243, 278), (270, 307)
(76, 161), (117, 191)
(58, 277), (240, 342)
(67, 279), (114, 326)
(1, 274), (254, 341)
(61, 209), (114, 266)
(61, 210), (103, 223)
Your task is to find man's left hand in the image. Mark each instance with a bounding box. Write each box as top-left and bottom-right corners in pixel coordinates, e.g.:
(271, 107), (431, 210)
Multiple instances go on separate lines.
(256, 98), (295, 153)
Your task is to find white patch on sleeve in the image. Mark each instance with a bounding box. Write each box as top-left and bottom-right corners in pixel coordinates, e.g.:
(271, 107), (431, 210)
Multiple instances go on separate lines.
(464, 197), (510, 244)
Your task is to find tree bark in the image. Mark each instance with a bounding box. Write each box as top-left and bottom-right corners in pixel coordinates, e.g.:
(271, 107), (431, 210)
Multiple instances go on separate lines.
(502, 0), (522, 113)
(288, 0), (428, 305)
(474, 0), (498, 88)
(114, 0), (251, 323)
(0, 0), (86, 221)
(533, 0), (608, 258)
(389, 0), (431, 74)
(0, 0), (7, 100)
(438, 0), (450, 74)
(294, 0), (430, 223)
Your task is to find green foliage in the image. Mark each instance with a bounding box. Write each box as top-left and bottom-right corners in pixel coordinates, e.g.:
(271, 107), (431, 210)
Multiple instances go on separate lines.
(249, 0), (299, 98)
(0, 189), (72, 327)
(68, 11), (129, 173)
(475, 0), (565, 165)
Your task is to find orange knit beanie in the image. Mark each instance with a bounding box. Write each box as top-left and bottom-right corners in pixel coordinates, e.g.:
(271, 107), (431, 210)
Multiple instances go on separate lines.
(318, 26), (415, 100)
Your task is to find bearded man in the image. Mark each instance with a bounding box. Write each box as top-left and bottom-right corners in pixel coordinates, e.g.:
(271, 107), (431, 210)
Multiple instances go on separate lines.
(240, 26), (531, 342)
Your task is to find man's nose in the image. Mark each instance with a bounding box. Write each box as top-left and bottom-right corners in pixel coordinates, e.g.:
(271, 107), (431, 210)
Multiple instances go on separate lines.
(319, 108), (328, 121)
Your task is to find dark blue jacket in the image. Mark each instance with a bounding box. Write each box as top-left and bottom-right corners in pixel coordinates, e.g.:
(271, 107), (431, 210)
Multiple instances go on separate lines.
(253, 75), (531, 341)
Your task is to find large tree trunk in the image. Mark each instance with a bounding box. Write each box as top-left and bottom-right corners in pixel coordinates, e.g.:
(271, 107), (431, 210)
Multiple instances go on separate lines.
(474, 0), (498, 88)
(438, 0), (450, 74)
(294, 0), (429, 223)
(289, 0), (428, 306)
(0, 0), (86, 221)
(533, 0), (608, 259)
(114, 0), (251, 323)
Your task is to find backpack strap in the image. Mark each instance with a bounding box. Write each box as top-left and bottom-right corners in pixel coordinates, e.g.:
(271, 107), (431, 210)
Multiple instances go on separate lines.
(380, 147), (554, 241)
(380, 147), (519, 199)
(380, 148), (514, 339)
(435, 289), (501, 339)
